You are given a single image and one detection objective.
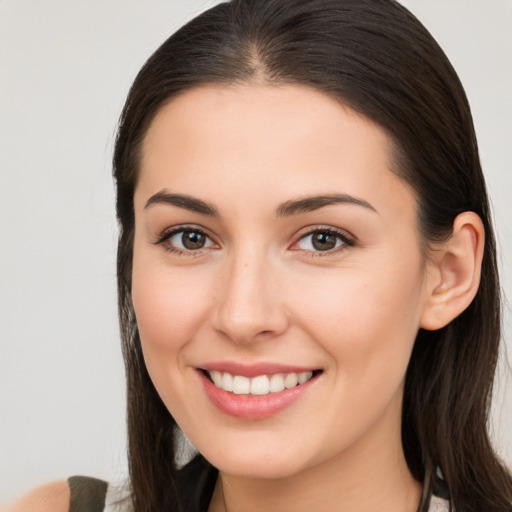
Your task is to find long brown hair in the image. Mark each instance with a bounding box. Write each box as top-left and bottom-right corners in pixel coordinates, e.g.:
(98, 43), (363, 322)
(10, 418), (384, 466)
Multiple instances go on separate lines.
(113, 1), (512, 510)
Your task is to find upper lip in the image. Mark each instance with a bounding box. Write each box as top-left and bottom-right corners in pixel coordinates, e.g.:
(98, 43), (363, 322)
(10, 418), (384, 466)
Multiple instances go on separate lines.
(199, 361), (320, 378)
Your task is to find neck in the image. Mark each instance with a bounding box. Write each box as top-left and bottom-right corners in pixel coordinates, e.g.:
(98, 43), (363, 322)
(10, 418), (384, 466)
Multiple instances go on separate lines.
(208, 417), (421, 512)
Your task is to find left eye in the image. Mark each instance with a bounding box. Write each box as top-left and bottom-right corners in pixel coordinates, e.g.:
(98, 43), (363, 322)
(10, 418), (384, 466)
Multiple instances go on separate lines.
(295, 230), (348, 252)
(168, 229), (215, 251)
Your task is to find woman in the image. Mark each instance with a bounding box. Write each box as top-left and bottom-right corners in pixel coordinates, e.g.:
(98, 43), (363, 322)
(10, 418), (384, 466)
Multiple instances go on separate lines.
(14, 0), (512, 511)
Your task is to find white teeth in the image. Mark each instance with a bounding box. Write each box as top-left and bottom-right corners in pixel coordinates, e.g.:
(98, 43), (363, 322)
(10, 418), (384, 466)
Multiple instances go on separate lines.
(210, 370), (223, 387)
(269, 373), (285, 393)
(207, 370), (316, 395)
(222, 372), (233, 392)
(298, 371), (313, 384)
(250, 375), (270, 395)
(284, 372), (298, 388)
(232, 375), (250, 395)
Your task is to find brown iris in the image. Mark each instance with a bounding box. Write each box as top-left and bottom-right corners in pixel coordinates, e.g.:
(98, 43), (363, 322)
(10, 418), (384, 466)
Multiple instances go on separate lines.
(181, 230), (207, 250)
(311, 232), (338, 251)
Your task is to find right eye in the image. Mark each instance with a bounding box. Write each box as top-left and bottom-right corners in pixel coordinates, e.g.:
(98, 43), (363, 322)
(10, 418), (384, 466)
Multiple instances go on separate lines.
(155, 227), (217, 254)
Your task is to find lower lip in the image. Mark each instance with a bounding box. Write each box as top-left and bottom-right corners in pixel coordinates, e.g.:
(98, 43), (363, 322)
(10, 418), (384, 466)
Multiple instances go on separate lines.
(198, 370), (319, 420)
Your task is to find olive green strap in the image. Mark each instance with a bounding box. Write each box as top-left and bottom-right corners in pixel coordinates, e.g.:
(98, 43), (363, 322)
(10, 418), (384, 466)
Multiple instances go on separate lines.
(68, 476), (108, 512)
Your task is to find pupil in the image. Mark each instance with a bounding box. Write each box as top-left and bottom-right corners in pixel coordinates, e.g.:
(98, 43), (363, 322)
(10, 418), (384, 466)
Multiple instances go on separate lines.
(182, 231), (205, 250)
(312, 232), (336, 251)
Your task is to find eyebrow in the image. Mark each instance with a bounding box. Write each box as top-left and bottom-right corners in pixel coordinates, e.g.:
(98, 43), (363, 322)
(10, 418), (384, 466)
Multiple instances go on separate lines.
(144, 190), (377, 217)
(276, 194), (377, 217)
(144, 191), (220, 216)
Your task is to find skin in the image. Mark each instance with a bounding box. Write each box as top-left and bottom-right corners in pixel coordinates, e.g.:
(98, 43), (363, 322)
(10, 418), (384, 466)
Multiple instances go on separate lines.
(11, 83), (484, 512)
(7, 481), (69, 512)
(130, 84), (483, 512)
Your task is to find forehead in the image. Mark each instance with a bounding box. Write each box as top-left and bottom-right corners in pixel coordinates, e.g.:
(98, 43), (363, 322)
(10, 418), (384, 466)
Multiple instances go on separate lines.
(137, 84), (416, 224)
(141, 83), (394, 170)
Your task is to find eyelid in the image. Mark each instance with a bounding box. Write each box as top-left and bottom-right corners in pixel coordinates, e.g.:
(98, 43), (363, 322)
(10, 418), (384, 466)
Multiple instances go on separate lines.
(153, 224), (219, 254)
(289, 225), (356, 255)
(152, 223), (355, 256)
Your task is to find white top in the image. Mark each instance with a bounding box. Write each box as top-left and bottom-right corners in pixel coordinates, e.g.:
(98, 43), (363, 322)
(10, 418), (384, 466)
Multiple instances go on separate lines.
(429, 495), (451, 511)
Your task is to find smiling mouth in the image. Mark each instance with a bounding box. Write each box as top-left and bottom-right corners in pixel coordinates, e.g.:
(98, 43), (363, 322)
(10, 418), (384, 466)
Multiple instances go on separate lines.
(202, 369), (322, 396)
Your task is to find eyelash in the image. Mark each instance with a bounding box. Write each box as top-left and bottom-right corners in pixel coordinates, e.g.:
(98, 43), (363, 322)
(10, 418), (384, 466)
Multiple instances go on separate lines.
(153, 225), (216, 256)
(292, 226), (355, 257)
(153, 225), (355, 257)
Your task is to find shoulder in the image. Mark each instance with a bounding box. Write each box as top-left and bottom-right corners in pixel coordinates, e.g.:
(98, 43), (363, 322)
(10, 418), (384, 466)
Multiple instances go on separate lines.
(7, 480), (70, 512)
(7, 476), (109, 512)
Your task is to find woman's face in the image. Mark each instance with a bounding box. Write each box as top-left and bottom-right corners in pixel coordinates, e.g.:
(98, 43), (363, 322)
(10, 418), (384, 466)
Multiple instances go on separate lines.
(132, 85), (434, 479)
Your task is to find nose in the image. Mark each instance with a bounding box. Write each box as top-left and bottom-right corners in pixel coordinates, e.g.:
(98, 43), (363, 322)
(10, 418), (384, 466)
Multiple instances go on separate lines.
(212, 248), (289, 344)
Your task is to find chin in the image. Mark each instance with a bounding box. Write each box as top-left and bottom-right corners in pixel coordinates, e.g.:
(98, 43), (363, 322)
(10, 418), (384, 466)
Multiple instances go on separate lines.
(214, 457), (306, 479)
(198, 438), (314, 479)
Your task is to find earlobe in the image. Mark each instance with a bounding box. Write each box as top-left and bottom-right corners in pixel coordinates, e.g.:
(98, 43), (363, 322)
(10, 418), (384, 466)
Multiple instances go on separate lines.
(420, 212), (485, 331)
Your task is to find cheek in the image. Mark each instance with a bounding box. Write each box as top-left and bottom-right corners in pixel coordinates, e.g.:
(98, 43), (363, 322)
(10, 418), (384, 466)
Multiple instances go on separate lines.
(131, 262), (214, 356)
(130, 262), (217, 419)
(296, 269), (421, 336)
(289, 259), (425, 385)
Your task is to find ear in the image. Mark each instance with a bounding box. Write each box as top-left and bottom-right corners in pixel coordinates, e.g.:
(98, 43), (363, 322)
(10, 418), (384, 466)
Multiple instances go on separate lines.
(420, 212), (485, 331)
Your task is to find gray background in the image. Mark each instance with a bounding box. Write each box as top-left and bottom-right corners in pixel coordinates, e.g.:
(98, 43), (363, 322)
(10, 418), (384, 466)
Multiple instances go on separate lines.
(1, 0), (511, 503)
